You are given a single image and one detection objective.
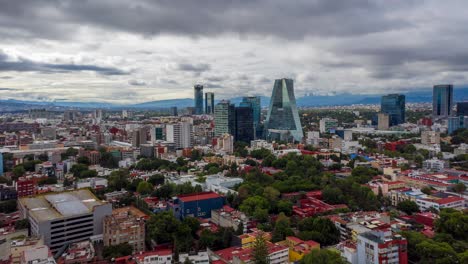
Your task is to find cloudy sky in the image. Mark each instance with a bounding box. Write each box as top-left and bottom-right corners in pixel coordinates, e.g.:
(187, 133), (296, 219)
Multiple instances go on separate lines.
(0, 0), (467, 103)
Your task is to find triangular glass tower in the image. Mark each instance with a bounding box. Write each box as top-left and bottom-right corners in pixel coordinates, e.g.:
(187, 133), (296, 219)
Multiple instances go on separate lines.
(265, 78), (304, 142)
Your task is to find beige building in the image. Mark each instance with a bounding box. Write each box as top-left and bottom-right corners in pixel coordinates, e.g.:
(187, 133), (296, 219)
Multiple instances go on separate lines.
(103, 206), (147, 253)
(421, 131), (440, 145)
(377, 113), (390, 130)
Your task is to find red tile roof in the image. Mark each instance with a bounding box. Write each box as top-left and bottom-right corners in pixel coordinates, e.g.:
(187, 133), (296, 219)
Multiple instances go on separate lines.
(178, 191), (222, 202)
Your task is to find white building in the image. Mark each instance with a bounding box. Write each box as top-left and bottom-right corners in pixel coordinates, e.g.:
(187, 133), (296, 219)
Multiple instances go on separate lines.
(76, 177), (108, 189)
(179, 252), (209, 264)
(205, 174), (243, 194)
(250, 140), (274, 152)
(166, 122), (193, 149)
(216, 134), (234, 154)
(416, 196), (465, 211)
(319, 118), (338, 133)
(18, 189), (112, 253)
(422, 158), (448, 171)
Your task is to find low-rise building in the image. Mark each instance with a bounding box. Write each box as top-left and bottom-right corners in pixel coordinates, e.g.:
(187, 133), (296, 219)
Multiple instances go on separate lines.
(211, 206), (248, 233)
(103, 206), (147, 253)
(171, 192), (224, 219)
(179, 251), (209, 264)
(356, 229), (407, 264)
(283, 236), (320, 263)
(18, 189), (112, 253)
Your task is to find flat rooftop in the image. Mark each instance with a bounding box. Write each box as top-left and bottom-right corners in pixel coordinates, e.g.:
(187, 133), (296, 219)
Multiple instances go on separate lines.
(19, 189), (106, 222)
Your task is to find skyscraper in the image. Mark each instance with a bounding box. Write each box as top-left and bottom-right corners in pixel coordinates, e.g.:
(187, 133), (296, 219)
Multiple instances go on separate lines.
(166, 122), (193, 149)
(381, 94), (405, 126)
(241, 96), (261, 127)
(205, 92), (215, 114)
(457, 102), (468, 116)
(433, 84), (453, 118)
(214, 100), (235, 137)
(265, 78), (303, 142)
(235, 106), (254, 143)
(194, 85), (204, 115)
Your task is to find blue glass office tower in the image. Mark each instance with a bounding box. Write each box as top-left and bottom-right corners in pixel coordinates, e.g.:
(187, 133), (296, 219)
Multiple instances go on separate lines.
(205, 92), (215, 114)
(265, 78), (303, 142)
(240, 96), (261, 139)
(381, 94), (405, 126)
(235, 106), (254, 143)
(214, 100), (236, 137)
(457, 102), (468, 117)
(194, 85), (204, 115)
(433, 84), (453, 118)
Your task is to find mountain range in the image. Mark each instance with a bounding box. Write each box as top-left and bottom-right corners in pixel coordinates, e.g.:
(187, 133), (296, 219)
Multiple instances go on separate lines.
(1, 87), (468, 111)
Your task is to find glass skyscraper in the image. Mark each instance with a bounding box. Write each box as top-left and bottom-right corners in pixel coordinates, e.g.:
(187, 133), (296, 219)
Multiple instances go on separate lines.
(457, 102), (468, 117)
(205, 92), (215, 114)
(240, 96), (261, 139)
(214, 100), (235, 137)
(194, 84), (204, 115)
(433, 84), (453, 118)
(265, 78), (303, 142)
(235, 106), (254, 143)
(381, 94), (405, 126)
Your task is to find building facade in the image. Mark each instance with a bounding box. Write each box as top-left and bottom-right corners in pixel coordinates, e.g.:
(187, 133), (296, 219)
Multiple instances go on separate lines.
(433, 84), (453, 118)
(214, 100), (235, 137)
(265, 78), (303, 142)
(381, 94), (405, 126)
(457, 102), (468, 116)
(356, 229), (408, 264)
(166, 122), (193, 149)
(194, 85), (204, 115)
(18, 189), (112, 253)
(103, 206), (146, 253)
(205, 92), (215, 115)
(235, 106), (254, 143)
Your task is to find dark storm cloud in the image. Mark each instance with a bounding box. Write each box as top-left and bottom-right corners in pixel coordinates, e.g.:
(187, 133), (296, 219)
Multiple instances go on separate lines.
(0, 50), (127, 75)
(0, 0), (414, 40)
(176, 63), (211, 73)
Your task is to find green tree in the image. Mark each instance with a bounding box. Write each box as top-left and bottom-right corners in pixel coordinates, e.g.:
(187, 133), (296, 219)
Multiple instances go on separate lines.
(70, 163), (88, 178)
(452, 183), (466, 195)
(300, 249), (348, 264)
(77, 156), (91, 165)
(298, 217), (340, 246)
(277, 200), (293, 216)
(0, 200), (17, 213)
(396, 200), (420, 215)
(15, 219), (29, 230)
(108, 169), (130, 191)
(148, 174), (165, 186)
(136, 181), (153, 195)
(262, 187), (280, 202)
(147, 211), (180, 244)
(79, 170), (98, 178)
(435, 209), (468, 241)
(12, 165), (25, 179)
(251, 231), (269, 264)
(183, 217), (200, 236)
(102, 243), (133, 259)
(271, 213), (294, 242)
(416, 240), (459, 264)
(239, 196), (270, 216)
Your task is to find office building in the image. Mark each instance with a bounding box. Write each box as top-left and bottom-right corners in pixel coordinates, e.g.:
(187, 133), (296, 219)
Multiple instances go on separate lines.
(151, 125), (165, 143)
(448, 116), (464, 134)
(356, 229), (407, 264)
(377, 113), (390, 130)
(433, 84), (453, 118)
(18, 189), (112, 253)
(241, 96), (262, 138)
(103, 206), (146, 254)
(166, 122), (193, 149)
(319, 118), (338, 133)
(170, 106), (178, 116)
(457, 102), (468, 116)
(205, 92), (215, 114)
(194, 84), (204, 115)
(214, 100), (235, 137)
(265, 78), (303, 141)
(381, 94), (405, 126)
(235, 106), (254, 143)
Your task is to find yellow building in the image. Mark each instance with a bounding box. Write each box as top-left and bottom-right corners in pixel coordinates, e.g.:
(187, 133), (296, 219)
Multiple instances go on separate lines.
(285, 236), (320, 262)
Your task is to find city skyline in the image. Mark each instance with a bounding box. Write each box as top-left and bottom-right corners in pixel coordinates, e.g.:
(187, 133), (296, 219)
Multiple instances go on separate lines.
(1, 1), (468, 103)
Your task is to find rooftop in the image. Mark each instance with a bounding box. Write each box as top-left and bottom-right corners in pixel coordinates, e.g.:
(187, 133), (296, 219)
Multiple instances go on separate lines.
(19, 189), (106, 222)
(178, 191), (222, 203)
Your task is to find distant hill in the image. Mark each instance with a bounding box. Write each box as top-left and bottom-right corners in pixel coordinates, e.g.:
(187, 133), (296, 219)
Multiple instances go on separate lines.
(2, 87), (468, 111)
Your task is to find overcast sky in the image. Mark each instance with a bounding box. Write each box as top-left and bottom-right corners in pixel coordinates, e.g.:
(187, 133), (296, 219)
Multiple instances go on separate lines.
(0, 0), (467, 103)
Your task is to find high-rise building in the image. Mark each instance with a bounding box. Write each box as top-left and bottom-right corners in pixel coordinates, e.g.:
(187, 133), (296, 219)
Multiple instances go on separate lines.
(170, 106), (178, 116)
(214, 100), (235, 137)
(241, 96), (261, 127)
(433, 84), (453, 118)
(0, 152), (3, 176)
(194, 84), (204, 115)
(265, 78), (303, 142)
(18, 189), (112, 253)
(381, 94), (405, 126)
(448, 116), (464, 134)
(377, 113), (390, 130)
(166, 122), (193, 149)
(235, 106), (254, 143)
(205, 92), (215, 114)
(457, 102), (468, 116)
(151, 125), (165, 143)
